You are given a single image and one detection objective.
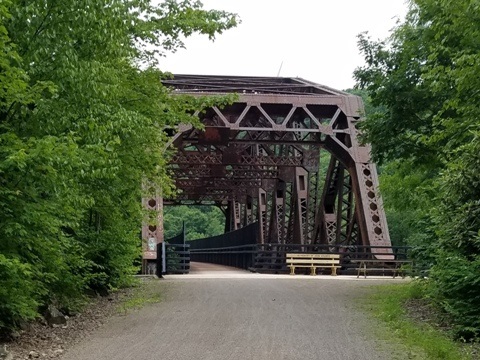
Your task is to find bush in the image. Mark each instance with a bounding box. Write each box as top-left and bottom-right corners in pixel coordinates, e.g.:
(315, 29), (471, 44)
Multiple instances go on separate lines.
(428, 253), (480, 340)
(0, 255), (40, 332)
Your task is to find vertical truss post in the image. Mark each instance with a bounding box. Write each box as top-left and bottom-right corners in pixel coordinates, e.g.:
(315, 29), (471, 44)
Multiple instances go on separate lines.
(226, 200), (242, 232)
(233, 200), (241, 230)
(292, 167), (308, 244)
(239, 202), (245, 227)
(324, 213), (337, 246)
(257, 188), (267, 244)
(335, 166), (345, 244)
(268, 180), (286, 244)
(306, 170), (319, 244)
(303, 150), (320, 244)
(339, 172), (355, 245)
(225, 202), (232, 233)
(285, 182), (294, 244)
(244, 195), (253, 226)
(142, 195), (164, 274)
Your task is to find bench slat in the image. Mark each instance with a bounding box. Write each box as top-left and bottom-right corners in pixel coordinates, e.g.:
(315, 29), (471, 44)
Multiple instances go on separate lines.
(286, 253), (340, 259)
(287, 259), (340, 265)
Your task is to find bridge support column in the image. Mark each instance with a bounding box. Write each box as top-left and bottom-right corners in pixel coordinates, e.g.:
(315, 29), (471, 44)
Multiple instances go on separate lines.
(142, 195), (164, 274)
(233, 200), (242, 230)
(244, 195), (253, 225)
(292, 167), (309, 244)
(257, 188), (267, 243)
(227, 199), (242, 231)
(268, 180), (285, 244)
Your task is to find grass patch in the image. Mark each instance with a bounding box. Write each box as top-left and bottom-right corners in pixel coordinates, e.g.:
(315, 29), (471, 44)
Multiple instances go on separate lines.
(117, 279), (165, 315)
(363, 282), (474, 360)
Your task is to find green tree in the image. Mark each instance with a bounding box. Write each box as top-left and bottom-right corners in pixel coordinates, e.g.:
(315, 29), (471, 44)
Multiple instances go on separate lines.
(0, 0), (237, 332)
(164, 206), (225, 241)
(354, 0), (480, 338)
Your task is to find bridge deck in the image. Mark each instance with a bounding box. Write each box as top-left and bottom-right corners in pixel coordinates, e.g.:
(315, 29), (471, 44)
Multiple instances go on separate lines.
(189, 261), (250, 275)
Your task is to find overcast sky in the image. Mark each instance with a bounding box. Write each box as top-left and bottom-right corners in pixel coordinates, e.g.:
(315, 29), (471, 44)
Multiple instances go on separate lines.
(158, 0), (409, 90)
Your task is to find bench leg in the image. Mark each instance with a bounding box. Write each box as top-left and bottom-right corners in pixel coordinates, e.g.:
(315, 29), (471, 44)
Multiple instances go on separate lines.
(357, 262), (367, 278)
(331, 267), (337, 276)
(393, 265), (405, 279)
(290, 266), (295, 275)
(310, 267), (316, 276)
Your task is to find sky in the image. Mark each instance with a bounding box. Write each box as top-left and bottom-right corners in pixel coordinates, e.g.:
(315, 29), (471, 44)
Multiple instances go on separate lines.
(158, 0), (409, 91)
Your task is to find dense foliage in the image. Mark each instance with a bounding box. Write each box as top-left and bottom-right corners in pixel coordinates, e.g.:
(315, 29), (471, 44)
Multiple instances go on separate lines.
(164, 205), (225, 241)
(0, 0), (237, 332)
(354, 0), (480, 339)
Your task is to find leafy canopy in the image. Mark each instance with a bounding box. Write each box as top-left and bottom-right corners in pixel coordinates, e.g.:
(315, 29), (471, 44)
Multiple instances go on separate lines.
(0, 0), (238, 332)
(354, 0), (480, 338)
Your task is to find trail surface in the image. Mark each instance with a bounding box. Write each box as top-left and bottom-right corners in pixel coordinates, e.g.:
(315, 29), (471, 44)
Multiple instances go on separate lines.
(61, 263), (404, 360)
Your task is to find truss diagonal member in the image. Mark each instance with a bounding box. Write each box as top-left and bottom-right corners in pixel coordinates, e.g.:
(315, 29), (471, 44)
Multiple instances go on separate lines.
(212, 106), (231, 126)
(281, 106), (297, 126)
(329, 108), (343, 128)
(234, 105), (251, 126)
(256, 104), (278, 128)
(302, 106), (333, 135)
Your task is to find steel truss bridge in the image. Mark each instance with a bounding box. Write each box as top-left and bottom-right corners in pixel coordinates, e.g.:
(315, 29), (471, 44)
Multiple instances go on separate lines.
(142, 75), (392, 270)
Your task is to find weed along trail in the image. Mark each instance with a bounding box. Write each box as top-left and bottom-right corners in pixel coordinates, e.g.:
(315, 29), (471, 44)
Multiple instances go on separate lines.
(60, 268), (406, 360)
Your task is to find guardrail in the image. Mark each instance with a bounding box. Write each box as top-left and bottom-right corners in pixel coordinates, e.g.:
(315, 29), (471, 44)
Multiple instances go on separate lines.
(190, 243), (415, 275)
(165, 243), (190, 274)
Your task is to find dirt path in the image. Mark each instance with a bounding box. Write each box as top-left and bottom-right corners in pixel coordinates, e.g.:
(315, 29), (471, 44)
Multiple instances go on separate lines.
(60, 264), (404, 360)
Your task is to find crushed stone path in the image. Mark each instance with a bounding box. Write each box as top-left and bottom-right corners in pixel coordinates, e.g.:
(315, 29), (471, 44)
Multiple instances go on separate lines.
(60, 263), (406, 360)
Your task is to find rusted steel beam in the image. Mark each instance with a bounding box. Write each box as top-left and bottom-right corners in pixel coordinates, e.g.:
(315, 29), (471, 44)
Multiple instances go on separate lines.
(175, 179), (262, 189)
(171, 167), (280, 179)
(171, 152), (304, 167)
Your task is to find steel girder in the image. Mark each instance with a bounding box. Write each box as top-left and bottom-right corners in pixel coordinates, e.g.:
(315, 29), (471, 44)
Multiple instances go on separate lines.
(142, 76), (392, 260)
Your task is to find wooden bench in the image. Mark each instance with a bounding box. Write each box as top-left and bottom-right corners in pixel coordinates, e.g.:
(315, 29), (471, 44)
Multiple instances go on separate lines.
(351, 259), (411, 278)
(286, 253), (341, 276)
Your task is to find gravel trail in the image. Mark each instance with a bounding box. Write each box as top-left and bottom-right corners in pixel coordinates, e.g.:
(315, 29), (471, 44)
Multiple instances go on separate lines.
(60, 263), (402, 360)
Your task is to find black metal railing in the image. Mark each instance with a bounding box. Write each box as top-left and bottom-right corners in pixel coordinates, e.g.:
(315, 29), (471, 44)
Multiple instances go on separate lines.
(160, 224), (191, 274)
(188, 226), (415, 274)
(163, 221), (420, 275)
